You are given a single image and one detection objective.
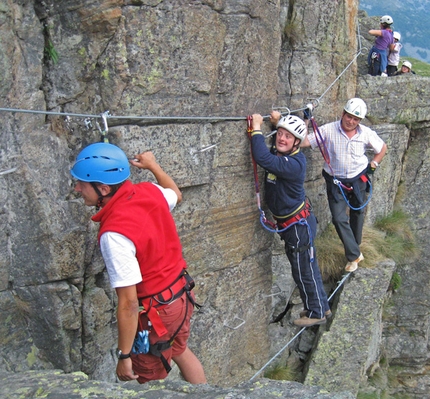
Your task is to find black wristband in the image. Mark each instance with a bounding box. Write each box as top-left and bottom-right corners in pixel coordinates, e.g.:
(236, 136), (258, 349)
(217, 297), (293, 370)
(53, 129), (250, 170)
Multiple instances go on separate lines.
(116, 349), (131, 359)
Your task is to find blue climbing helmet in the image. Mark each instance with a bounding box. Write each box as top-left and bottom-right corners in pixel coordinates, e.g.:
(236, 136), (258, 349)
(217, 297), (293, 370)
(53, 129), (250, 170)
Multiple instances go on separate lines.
(71, 143), (130, 184)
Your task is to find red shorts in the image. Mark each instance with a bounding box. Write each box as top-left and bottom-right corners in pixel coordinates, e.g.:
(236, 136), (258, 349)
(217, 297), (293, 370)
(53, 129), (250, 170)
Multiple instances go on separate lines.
(131, 291), (194, 383)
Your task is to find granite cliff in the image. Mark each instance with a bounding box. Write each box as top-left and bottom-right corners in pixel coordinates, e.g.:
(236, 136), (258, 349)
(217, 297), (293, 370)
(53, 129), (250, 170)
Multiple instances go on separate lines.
(1, 1), (430, 398)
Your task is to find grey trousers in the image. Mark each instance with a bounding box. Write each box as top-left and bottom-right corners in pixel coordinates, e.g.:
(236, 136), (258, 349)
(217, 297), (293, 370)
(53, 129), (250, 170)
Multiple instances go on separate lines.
(326, 177), (368, 261)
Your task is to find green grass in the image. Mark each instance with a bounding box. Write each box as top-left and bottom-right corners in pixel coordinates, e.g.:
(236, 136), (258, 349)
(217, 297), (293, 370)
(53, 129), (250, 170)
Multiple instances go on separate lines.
(264, 362), (300, 381)
(315, 209), (419, 282)
(373, 210), (418, 263)
(401, 56), (430, 77)
(44, 40), (59, 64)
(389, 272), (402, 292)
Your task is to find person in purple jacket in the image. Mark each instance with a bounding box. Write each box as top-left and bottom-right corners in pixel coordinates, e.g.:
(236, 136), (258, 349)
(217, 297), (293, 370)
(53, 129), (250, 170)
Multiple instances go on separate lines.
(250, 112), (330, 327)
(367, 15), (394, 76)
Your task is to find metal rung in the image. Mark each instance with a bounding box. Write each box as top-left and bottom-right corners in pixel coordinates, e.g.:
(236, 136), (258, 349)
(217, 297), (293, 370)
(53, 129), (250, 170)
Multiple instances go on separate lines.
(199, 143), (218, 152)
(0, 167), (17, 176)
(261, 288), (283, 298)
(223, 316), (245, 330)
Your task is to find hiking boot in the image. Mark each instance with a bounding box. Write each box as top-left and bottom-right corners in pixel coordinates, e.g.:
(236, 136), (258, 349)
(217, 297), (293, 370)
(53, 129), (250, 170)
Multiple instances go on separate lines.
(293, 316), (326, 327)
(299, 309), (332, 318)
(345, 253), (364, 273)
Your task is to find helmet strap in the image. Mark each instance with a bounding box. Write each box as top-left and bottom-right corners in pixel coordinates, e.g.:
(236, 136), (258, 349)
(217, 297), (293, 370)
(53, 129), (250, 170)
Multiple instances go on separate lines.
(90, 182), (123, 210)
(277, 138), (301, 156)
(91, 182), (106, 210)
(289, 138), (301, 154)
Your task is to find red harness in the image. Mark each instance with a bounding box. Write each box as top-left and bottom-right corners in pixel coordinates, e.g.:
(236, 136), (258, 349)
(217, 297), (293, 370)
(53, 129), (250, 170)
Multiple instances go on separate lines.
(139, 271), (187, 337)
(276, 205), (310, 229)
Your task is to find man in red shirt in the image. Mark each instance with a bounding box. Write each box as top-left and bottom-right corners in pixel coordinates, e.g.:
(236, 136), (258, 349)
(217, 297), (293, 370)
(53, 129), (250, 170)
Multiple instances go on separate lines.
(71, 142), (206, 384)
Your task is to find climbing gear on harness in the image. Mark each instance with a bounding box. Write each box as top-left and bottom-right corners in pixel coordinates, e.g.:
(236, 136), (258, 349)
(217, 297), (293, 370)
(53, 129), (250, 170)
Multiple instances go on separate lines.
(132, 328), (150, 355)
(137, 270), (199, 374)
(276, 115), (307, 144)
(368, 51), (381, 76)
(275, 200), (311, 230)
(71, 142), (130, 185)
(344, 98), (367, 119)
(309, 117), (373, 211)
(139, 269), (196, 336)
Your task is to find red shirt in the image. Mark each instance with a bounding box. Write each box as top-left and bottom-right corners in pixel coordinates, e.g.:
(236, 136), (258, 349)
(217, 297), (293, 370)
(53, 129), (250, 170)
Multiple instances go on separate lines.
(92, 180), (186, 298)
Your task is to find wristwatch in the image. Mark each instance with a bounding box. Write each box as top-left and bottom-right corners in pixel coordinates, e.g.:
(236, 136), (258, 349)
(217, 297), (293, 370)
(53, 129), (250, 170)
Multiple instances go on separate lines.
(116, 348), (131, 360)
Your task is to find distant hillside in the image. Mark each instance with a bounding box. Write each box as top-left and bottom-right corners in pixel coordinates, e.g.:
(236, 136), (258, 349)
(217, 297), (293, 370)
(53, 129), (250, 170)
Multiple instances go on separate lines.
(359, 0), (430, 63)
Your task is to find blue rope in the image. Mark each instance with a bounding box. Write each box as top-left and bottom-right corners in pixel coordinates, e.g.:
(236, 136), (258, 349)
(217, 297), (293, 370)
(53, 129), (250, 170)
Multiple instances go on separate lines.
(260, 218), (315, 263)
(335, 178), (373, 211)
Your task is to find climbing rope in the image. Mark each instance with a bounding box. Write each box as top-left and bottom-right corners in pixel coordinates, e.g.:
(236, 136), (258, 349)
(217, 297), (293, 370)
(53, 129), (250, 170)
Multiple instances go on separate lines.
(248, 272), (352, 382)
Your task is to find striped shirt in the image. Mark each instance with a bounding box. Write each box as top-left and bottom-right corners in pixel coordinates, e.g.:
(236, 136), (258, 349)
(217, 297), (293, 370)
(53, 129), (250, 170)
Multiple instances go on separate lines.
(307, 120), (385, 179)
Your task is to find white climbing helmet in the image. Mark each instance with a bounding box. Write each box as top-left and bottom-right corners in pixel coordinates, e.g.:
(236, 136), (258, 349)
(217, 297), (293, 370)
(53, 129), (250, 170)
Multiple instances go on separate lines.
(380, 15), (393, 25)
(344, 98), (367, 119)
(393, 31), (401, 41)
(402, 60), (412, 70)
(276, 115), (307, 143)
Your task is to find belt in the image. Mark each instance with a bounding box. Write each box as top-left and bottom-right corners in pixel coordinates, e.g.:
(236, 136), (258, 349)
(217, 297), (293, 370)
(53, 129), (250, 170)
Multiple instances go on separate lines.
(276, 205), (310, 230)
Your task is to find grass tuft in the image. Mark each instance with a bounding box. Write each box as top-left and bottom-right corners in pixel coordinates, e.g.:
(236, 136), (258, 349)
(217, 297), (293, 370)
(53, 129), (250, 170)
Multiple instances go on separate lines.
(45, 40), (59, 64)
(264, 363), (299, 381)
(374, 210), (418, 263)
(315, 210), (418, 282)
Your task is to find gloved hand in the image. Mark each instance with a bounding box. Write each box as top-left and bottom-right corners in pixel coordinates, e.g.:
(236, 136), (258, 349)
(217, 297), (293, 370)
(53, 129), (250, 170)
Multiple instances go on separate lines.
(303, 103), (313, 120)
(367, 163), (376, 175)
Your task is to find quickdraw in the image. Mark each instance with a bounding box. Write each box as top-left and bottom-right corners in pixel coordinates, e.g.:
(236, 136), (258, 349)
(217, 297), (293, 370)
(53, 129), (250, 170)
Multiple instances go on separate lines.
(309, 115), (373, 211)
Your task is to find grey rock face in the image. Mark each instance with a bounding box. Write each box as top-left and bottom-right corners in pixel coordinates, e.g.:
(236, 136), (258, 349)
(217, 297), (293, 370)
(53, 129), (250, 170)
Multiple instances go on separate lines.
(1, 0), (430, 398)
(0, 370), (356, 398)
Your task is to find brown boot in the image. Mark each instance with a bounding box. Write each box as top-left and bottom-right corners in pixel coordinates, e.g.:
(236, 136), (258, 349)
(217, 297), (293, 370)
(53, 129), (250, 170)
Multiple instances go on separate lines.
(293, 316), (326, 327)
(300, 309), (332, 318)
(345, 253), (364, 272)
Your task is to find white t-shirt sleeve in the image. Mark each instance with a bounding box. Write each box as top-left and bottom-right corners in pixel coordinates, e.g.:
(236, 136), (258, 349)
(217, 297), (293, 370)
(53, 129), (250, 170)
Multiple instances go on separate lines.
(100, 232), (142, 288)
(152, 183), (178, 211)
